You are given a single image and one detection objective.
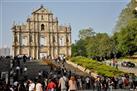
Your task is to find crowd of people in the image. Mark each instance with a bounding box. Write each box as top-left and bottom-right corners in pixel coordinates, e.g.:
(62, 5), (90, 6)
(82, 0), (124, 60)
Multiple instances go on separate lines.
(0, 56), (137, 91)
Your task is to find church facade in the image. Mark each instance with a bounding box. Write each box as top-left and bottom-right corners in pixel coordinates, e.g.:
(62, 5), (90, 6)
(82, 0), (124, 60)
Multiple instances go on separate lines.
(12, 5), (71, 59)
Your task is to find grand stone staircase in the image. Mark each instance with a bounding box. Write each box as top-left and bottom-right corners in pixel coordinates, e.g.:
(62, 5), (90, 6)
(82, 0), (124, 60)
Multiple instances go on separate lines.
(18, 59), (89, 80)
(0, 58), (89, 81)
(51, 60), (89, 76)
(22, 60), (50, 79)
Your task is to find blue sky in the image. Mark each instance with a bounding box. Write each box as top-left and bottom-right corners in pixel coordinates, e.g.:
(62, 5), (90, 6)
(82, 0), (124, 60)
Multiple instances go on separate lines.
(0, 0), (129, 48)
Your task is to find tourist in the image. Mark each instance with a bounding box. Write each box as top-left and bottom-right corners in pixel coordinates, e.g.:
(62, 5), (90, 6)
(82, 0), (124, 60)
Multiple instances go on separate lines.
(77, 76), (82, 90)
(28, 80), (35, 91)
(46, 79), (56, 91)
(95, 77), (102, 91)
(24, 66), (28, 76)
(9, 85), (14, 91)
(108, 79), (114, 91)
(129, 75), (134, 90)
(118, 77), (123, 89)
(44, 78), (48, 90)
(68, 76), (77, 91)
(18, 82), (26, 91)
(16, 65), (20, 78)
(85, 76), (90, 89)
(23, 55), (27, 63)
(102, 77), (108, 91)
(36, 80), (43, 91)
(58, 73), (68, 91)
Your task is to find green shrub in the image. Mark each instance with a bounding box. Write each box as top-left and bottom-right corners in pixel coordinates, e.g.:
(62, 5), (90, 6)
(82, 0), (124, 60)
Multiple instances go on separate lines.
(70, 56), (125, 77)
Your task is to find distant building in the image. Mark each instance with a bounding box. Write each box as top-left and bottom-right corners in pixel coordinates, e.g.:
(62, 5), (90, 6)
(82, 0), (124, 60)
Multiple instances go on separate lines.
(0, 47), (10, 56)
(12, 5), (71, 59)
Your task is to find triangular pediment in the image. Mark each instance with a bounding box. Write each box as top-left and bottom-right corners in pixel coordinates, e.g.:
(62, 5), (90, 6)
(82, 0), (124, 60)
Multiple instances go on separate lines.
(32, 5), (49, 14)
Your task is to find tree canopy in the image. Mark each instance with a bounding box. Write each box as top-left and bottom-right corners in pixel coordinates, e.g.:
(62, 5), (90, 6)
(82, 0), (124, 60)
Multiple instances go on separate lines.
(115, 0), (137, 32)
(72, 0), (137, 60)
(114, 19), (137, 56)
(72, 27), (114, 60)
(79, 27), (95, 40)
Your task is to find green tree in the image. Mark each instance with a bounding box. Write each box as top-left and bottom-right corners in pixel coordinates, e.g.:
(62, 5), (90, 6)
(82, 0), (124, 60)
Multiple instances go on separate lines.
(85, 33), (114, 59)
(116, 19), (137, 56)
(79, 27), (95, 40)
(85, 36), (98, 57)
(96, 33), (113, 57)
(115, 0), (137, 32)
(71, 27), (95, 57)
(111, 32), (119, 57)
(71, 43), (78, 56)
(71, 39), (87, 57)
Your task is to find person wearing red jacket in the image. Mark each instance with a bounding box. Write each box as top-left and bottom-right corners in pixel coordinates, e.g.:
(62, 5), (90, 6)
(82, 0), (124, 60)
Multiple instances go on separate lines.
(46, 79), (56, 91)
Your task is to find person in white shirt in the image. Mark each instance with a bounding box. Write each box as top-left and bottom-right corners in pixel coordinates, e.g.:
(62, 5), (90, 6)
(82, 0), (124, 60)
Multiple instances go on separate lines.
(28, 80), (35, 91)
(58, 73), (68, 91)
(24, 66), (28, 75)
(16, 66), (20, 71)
(13, 81), (18, 87)
(36, 80), (43, 91)
(24, 67), (27, 72)
(85, 76), (90, 89)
